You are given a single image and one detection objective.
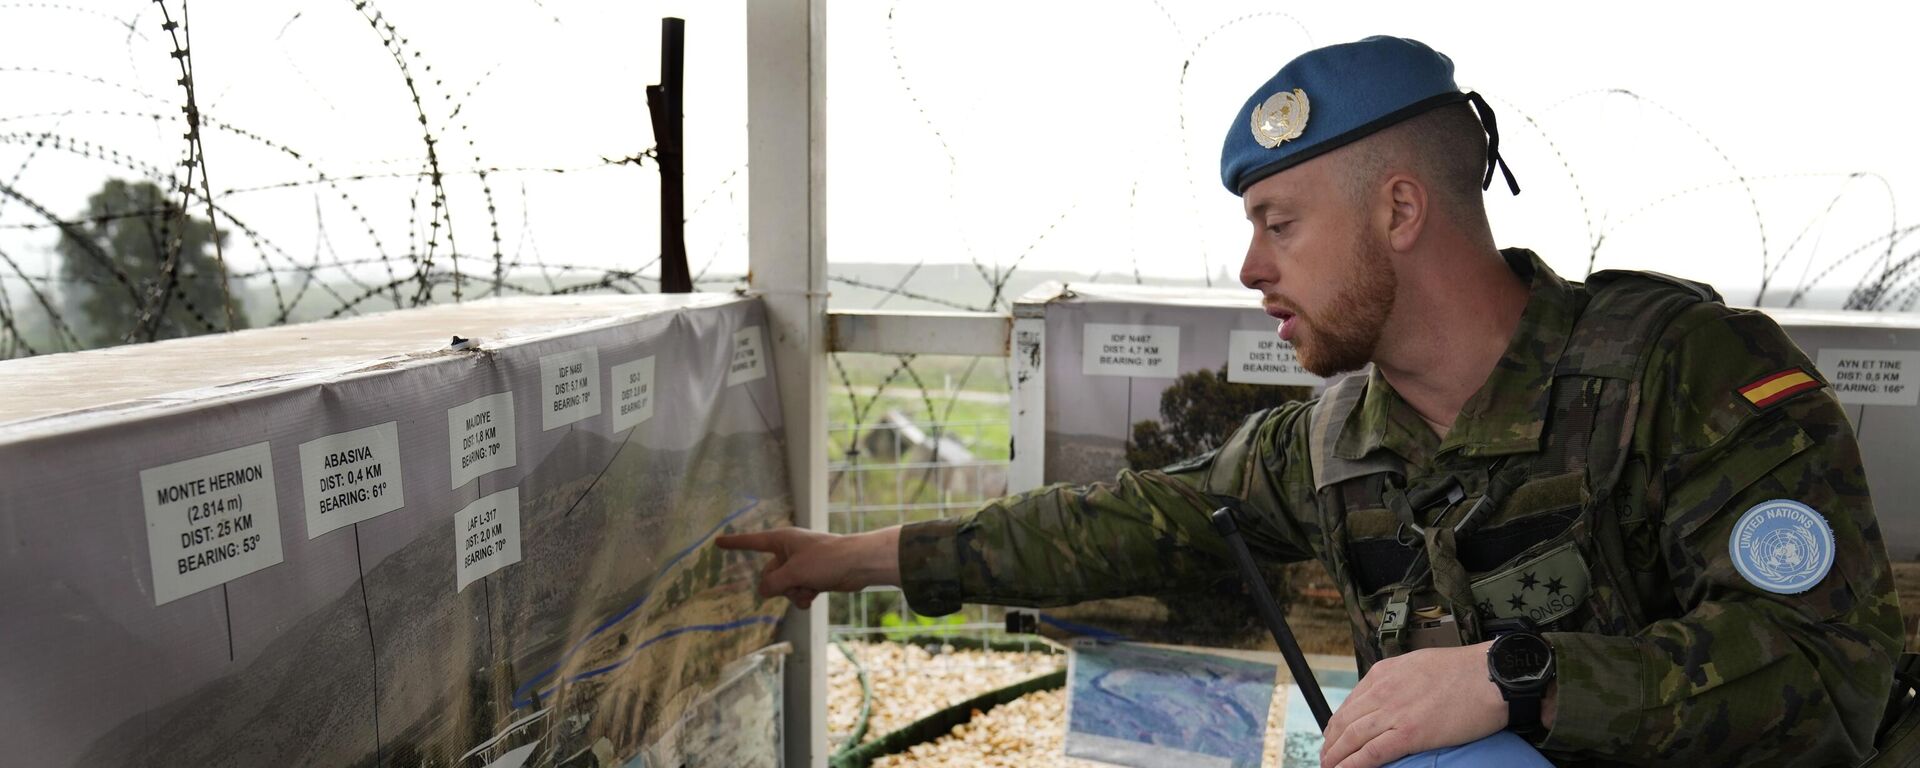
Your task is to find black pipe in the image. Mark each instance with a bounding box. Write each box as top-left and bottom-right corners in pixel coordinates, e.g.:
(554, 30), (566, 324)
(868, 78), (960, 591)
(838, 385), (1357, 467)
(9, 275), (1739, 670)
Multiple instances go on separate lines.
(1211, 506), (1334, 730)
(647, 17), (692, 293)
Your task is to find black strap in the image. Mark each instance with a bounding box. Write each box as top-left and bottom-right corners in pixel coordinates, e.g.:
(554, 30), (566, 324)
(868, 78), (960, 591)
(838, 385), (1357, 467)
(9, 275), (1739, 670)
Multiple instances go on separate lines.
(1467, 91), (1521, 196)
(1877, 652), (1920, 746)
(1505, 692), (1545, 738)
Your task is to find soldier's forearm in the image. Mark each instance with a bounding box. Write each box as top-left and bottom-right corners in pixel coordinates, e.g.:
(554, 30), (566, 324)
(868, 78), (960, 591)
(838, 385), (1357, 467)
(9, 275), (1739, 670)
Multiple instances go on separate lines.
(852, 525), (903, 589)
(1540, 607), (1891, 763)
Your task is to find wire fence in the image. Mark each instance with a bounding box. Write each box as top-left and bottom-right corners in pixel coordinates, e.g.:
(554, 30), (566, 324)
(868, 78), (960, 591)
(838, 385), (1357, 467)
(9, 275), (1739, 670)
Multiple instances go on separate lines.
(0, 1), (753, 359)
(8, 3), (1918, 362)
(823, 352), (1016, 638)
(820, 350), (1065, 744)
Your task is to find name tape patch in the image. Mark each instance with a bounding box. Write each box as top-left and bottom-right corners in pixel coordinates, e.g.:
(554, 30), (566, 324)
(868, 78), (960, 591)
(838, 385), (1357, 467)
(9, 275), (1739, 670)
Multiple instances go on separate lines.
(1729, 499), (1834, 595)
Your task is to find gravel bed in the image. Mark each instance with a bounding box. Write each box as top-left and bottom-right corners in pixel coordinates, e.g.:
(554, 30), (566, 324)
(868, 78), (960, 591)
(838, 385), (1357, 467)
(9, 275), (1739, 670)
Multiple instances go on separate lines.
(830, 639), (1311, 766)
(827, 640), (1065, 746)
(865, 683), (1298, 768)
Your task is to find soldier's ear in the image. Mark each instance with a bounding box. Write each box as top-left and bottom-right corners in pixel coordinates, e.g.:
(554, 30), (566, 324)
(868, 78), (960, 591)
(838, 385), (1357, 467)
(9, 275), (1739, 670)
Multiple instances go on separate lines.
(1384, 174), (1427, 253)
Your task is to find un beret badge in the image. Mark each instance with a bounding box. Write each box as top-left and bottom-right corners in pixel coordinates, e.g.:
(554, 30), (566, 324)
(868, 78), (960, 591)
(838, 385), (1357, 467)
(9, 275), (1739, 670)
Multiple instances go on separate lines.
(1729, 499), (1835, 595)
(1250, 88), (1310, 148)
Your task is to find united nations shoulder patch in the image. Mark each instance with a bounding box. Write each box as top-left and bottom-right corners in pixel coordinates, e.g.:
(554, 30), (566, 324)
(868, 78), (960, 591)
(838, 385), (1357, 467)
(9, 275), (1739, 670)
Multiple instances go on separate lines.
(1729, 499), (1835, 594)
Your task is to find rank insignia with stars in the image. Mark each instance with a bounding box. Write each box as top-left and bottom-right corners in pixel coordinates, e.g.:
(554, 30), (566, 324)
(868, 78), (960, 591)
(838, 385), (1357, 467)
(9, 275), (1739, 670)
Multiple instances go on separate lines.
(1469, 542), (1592, 625)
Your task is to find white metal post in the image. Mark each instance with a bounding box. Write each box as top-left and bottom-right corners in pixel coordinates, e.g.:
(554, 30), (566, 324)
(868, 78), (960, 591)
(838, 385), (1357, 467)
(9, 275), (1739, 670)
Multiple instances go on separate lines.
(1008, 312), (1046, 494)
(747, 1), (828, 766)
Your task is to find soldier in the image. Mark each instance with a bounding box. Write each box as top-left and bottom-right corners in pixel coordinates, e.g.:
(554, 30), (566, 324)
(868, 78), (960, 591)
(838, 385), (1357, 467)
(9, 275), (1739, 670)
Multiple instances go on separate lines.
(719, 36), (1901, 767)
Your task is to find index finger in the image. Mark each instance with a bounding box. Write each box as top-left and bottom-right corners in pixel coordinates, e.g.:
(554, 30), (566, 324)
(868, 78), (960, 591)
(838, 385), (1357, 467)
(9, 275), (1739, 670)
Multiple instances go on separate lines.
(715, 531), (777, 553)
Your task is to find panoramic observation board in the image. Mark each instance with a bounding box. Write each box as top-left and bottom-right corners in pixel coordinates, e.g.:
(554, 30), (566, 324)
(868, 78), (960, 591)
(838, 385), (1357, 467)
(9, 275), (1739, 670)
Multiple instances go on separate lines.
(0, 294), (793, 767)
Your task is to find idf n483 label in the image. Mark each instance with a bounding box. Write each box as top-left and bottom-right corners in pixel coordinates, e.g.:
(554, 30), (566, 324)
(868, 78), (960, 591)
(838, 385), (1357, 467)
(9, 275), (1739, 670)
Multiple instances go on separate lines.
(541, 348), (601, 430)
(1227, 330), (1320, 386)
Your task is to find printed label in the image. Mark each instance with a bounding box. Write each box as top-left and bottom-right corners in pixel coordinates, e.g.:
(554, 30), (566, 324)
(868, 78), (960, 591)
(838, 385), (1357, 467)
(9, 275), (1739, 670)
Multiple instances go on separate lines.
(1815, 348), (1920, 406)
(449, 392), (518, 489)
(455, 487), (522, 592)
(299, 422), (405, 538)
(1082, 323), (1180, 378)
(1226, 330), (1320, 386)
(541, 348), (601, 430)
(727, 327), (767, 386)
(610, 356), (657, 432)
(139, 442), (285, 605)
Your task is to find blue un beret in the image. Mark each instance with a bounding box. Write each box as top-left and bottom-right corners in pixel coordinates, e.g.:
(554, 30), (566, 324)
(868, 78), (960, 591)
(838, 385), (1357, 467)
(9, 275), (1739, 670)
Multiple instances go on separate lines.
(1220, 36), (1518, 197)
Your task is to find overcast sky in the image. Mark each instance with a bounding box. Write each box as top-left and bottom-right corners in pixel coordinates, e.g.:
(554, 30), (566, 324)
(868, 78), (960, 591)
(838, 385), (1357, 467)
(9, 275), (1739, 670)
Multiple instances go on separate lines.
(2, 1), (1916, 309)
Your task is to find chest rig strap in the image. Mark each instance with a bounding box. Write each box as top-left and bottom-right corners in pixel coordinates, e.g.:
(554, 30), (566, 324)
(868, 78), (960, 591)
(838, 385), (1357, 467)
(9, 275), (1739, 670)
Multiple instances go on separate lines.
(1305, 267), (1721, 665)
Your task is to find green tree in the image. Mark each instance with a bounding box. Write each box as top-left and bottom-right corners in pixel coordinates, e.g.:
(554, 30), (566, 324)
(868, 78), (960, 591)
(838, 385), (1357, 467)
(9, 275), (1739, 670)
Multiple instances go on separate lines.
(57, 179), (246, 347)
(1126, 364), (1312, 470)
(1111, 365), (1323, 644)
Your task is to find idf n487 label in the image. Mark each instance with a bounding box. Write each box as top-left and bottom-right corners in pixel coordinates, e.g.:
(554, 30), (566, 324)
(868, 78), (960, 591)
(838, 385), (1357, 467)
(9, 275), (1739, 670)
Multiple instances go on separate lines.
(1083, 323), (1180, 378)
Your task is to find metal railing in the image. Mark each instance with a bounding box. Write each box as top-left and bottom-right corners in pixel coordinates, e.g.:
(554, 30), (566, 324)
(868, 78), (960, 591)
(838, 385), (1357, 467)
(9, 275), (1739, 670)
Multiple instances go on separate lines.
(821, 346), (1063, 744)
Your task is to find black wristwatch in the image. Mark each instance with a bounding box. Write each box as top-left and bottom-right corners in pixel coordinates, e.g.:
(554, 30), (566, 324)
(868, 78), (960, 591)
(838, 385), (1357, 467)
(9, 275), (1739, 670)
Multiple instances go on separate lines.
(1486, 621), (1556, 739)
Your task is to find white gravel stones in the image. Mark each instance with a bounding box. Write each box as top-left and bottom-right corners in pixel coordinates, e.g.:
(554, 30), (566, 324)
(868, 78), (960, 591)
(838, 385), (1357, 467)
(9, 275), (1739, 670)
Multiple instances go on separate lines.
(828, 641), (1063, 746)
(833, 640), (1301, 767)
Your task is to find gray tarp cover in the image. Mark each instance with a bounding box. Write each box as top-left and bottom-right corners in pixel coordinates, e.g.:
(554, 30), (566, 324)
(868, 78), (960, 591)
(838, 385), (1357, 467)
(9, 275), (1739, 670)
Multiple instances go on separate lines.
(0, 294), (794, 767)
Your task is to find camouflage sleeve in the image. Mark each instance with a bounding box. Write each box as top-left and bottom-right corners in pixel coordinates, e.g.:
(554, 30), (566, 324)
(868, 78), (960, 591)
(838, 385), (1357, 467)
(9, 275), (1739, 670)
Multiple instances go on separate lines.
(898, 401), (1322, 616)
(1541, 305), (1903, 764)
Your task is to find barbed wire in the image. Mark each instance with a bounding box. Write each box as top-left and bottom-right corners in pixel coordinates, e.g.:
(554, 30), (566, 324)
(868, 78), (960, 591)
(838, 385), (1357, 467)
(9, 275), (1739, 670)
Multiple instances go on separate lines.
(161, 0), (240, 337)
(884, 0), (988, 303)
(0, 108), (407, 301)
(0, 241), (79, 351)
(0, 2), (1913, 364)
(0, 66), (163, 103)
(0, 2), (143, 36)
(1173, 10), (1312, 289)
(352, 0), (458, 305)
(0, 3), (696, 355)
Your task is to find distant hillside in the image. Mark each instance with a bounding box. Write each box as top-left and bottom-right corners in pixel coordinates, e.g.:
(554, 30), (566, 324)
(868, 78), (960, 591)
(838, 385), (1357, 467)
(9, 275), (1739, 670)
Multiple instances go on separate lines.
(10, 262), (1875, 337)
(822, 262), (1223, 312)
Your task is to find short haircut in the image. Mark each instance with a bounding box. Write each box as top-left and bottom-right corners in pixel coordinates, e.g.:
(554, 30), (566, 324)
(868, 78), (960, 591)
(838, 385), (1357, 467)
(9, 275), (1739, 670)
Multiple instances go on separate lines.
(1338, 102), (1490, 227)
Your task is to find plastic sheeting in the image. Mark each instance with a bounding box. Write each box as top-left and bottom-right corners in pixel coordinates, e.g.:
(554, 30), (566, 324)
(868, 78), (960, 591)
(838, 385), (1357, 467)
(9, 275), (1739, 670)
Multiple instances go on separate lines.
(0, 294), (794, 767)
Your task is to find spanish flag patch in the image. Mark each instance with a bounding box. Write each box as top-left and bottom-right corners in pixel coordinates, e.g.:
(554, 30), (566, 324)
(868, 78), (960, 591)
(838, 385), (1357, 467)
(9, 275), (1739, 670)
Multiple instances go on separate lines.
(1738, 368), (1821, 409)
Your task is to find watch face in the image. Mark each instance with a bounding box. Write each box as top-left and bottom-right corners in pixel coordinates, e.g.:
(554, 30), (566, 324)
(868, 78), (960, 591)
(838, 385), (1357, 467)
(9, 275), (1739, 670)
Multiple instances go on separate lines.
(1491, 633), (1553, 684)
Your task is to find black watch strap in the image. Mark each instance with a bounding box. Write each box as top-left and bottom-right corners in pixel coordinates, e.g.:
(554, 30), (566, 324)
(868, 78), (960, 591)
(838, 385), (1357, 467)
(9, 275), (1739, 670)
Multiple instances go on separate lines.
(1504, 690), (1545, 738)
(1487, 625), (1553, 740)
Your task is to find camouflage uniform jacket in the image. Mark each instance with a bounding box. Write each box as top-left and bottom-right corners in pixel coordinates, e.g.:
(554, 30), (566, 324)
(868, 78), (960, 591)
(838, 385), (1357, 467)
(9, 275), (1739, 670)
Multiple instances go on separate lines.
(899, 249), (1902, 766)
